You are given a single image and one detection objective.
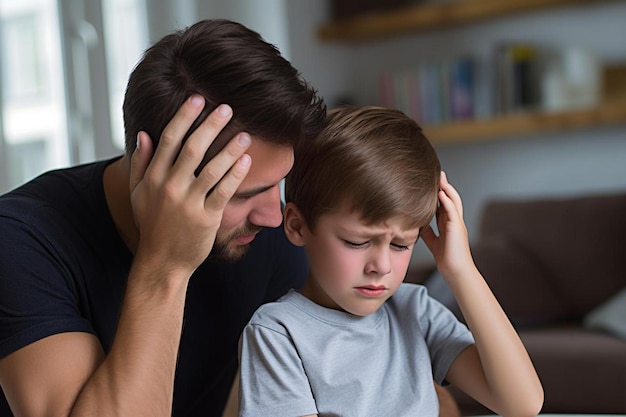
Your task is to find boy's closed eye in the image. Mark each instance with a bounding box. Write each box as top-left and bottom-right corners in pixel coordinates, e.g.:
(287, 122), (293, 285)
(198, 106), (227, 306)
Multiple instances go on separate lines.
(343, 239), (368, 248)
(342, 239), (413, 251)
(390, 243), (412, 251)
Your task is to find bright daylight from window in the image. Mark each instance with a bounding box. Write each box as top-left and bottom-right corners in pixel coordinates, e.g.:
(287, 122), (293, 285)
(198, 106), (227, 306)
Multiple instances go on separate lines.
(0, 0), (147, 194)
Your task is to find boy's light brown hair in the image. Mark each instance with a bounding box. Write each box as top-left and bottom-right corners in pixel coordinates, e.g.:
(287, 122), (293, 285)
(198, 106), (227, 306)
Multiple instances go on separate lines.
(285, 106), (441, 231)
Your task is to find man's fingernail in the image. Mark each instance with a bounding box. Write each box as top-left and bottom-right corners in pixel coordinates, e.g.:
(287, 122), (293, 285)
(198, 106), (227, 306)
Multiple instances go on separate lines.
(218, 104), (232, 117)
(136, 133), (141, 151)
(240, 154), (251, 166)
(190, 95), (204, 107)
(238, 133), (251, 147)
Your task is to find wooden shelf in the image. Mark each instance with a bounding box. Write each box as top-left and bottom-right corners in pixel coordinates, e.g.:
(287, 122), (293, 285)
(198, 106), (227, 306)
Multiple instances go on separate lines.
(319, 1), (626, 144)
(423, 99), (626, 145)
(319, 0), (611, 42)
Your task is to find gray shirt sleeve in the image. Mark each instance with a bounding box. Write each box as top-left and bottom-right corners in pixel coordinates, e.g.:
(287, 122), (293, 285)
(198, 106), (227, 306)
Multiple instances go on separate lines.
(238, 320), (318, 417)
(411, 286), (475, 384)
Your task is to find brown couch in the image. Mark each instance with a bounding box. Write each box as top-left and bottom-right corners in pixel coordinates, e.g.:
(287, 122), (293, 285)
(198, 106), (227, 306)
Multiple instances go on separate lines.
(405, 192), (626, 415)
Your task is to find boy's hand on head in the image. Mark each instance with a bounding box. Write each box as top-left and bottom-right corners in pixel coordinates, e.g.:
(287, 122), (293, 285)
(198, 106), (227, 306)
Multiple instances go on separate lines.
(420, 172), (474, 280)
(129, 96), (252, 277)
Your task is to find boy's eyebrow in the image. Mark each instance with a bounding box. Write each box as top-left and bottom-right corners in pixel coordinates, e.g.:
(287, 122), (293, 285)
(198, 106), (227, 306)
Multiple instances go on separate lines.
(338, 224), (420, 241)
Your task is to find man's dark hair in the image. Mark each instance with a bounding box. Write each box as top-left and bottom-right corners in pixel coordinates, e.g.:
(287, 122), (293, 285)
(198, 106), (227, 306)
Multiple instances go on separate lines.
(123, 19), (326, 164)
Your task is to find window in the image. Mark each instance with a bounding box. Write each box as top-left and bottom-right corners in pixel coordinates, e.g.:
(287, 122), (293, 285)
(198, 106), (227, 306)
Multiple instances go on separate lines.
(0, 0), (148, 193)
(2, 13), (47, 101)
(103, 0), (148, 151)
(0, 0), (67, 192)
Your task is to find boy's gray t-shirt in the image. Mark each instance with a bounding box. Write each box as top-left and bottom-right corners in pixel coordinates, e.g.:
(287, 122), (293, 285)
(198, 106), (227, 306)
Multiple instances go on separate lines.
(238, 283), (474, 417)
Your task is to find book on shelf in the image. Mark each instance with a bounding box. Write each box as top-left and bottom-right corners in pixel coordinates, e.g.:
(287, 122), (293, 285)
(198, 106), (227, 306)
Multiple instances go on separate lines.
(378, 55), (477, 125)
(494, 43), (543, 114)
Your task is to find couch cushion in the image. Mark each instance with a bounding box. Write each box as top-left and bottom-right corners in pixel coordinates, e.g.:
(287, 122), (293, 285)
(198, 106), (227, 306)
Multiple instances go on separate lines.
(479, 192), (626, 317)
(450, 325), (626, 414)
(472, 236), (572, 327)
(520, 325), (626, 413)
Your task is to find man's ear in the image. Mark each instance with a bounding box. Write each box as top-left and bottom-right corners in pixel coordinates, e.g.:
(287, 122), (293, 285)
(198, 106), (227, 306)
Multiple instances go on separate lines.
(283, 202), (307, 247)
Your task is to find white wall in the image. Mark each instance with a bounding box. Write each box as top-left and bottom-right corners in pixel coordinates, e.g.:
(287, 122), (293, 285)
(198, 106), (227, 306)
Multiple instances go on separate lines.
(284, 1), (353, 106)
(284, 1), (626, 264)
(194, 0), (290, 59)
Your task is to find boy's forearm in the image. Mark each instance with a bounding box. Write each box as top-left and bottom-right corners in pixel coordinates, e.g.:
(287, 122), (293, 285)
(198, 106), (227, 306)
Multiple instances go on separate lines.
(435, 383), (461, 417)
(70, 262), (190, 416)
(447, 266), (543, 416)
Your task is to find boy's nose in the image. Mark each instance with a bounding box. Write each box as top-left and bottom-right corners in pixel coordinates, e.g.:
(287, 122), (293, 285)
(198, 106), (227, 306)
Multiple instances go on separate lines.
(365, 247), (391, 276)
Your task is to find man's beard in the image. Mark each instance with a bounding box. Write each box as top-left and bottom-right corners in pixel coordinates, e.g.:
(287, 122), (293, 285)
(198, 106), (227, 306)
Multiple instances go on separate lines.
(209, 223), (263, 262)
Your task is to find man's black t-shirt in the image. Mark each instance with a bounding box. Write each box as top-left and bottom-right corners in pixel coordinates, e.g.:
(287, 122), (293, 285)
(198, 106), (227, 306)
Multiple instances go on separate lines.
(0, 158), (308, 416)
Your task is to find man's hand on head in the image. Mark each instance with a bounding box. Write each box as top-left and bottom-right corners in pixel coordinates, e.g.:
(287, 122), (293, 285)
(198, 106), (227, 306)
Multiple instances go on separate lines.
(129, 96), (252, 278)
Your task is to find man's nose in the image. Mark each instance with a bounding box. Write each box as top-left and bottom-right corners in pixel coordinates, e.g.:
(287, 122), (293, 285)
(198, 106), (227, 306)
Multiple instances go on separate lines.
(248, 186), (283, 228)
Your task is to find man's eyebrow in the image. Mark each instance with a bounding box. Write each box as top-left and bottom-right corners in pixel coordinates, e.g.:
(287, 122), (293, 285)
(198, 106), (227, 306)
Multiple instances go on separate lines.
(233, 184), (275, 199)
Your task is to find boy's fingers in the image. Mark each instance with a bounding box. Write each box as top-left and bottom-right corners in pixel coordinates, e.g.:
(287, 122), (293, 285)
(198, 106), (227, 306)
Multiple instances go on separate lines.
(440, 172), (463, 218)
(130, 131), (154, 191)
(420, 224), (436, 252)
(437, 190), (459, 222)
(149, 95), (208, 176)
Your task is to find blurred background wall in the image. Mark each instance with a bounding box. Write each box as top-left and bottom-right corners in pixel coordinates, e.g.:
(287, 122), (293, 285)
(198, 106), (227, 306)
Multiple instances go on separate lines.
(1, 0), (625, 264)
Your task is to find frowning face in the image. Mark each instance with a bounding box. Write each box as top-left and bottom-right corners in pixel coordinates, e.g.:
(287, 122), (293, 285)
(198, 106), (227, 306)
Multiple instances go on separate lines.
(290, 203), (420, 316)
(213, 138), (294, 262)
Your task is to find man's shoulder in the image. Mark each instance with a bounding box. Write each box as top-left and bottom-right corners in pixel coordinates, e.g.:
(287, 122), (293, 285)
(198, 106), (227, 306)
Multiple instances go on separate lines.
(0, 159), (110, 209)
(1, 159), (112, 226)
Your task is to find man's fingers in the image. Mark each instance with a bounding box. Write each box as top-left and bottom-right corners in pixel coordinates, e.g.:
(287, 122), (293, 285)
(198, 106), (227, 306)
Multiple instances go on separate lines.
(204, 153), (252, 211)
(149, 95), (209, 176)
(130, 131), (154, 191)
(196, 132), (252, 189)
(171, 103), (234, 180)
(193, 132), (251, 195)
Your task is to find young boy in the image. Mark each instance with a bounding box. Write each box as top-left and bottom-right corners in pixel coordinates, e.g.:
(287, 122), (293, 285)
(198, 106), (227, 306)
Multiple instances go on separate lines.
(237, 106), (543, 416)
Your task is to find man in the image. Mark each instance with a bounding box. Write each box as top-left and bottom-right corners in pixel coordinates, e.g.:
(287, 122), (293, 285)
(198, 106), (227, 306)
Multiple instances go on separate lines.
(0, 19), (324, 417)
(0, 19), (460, 417)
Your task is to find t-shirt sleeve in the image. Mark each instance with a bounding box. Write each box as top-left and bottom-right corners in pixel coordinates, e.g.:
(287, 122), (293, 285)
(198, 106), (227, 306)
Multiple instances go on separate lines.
(238, 317), (318, 417)
(411, 285), (475, 384)
(0, 216), (93, 359)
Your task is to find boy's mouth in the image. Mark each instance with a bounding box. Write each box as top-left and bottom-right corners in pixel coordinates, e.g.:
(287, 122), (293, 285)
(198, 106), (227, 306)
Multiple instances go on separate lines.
(354, 285), (387, 297)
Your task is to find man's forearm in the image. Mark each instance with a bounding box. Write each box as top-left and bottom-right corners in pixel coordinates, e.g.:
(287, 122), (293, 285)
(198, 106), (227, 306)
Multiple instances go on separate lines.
(71, 265), (190, 416)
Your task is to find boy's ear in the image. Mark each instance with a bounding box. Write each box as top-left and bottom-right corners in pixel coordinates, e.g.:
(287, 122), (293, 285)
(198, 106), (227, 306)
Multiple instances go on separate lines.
(283, 202), (307, 247)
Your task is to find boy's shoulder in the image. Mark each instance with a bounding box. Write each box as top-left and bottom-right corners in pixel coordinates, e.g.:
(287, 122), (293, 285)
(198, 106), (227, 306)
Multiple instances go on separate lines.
(389, 282), (430, 306)
(247, 290), (304, 331)
(386, 283), (447, 324)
